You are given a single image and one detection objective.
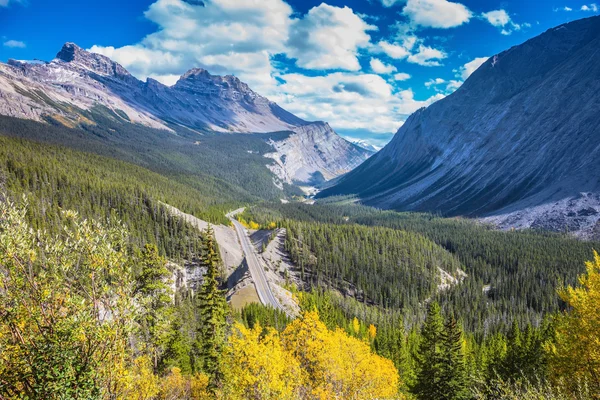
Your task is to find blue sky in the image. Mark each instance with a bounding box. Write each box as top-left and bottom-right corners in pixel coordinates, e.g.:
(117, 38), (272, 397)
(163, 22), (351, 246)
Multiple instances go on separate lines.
(1, 0), (598, 146)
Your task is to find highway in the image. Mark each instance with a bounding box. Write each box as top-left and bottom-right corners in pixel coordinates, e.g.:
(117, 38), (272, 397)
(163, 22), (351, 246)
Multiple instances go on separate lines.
(227, 209), (289, 315)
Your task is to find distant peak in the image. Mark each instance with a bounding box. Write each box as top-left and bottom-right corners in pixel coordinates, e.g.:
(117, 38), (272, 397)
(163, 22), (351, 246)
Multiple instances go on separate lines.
(55, 42), (84, 62)
(54, 42), (131, 78)
(180, 68), (212, 80)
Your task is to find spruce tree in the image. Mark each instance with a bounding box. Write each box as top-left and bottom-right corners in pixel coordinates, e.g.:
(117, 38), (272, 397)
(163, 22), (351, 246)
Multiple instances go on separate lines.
(439, 315), (470, 400)
(412, 301), (445, 400)
(195, 227), (228, 386)
(135, 243), (172, 371)
(502, 321), (523, 381)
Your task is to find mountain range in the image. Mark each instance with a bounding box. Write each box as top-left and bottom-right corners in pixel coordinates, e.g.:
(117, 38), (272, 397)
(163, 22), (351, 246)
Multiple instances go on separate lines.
(319, 15), (600, 239)
(0, 42), (371, 187)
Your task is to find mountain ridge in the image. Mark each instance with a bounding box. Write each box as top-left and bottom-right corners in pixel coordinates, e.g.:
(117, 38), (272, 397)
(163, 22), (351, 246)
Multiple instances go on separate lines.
(0, 42), (372, 186)
(318, 15), (600, 238)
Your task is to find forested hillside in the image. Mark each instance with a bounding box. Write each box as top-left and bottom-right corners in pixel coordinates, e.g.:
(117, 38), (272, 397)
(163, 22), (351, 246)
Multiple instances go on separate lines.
(243, 202), (599, 333)
(0, 135), (213, 259)
(284, 221), (463, 309)
(0, 113), (301, 205)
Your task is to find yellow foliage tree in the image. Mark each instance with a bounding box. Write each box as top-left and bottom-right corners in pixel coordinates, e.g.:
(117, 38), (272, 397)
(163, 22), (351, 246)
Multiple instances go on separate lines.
(249, 221), (260, 230)
(352, 317), (361, 336)
(190, 373), (212, 400)
(546, 251), (600, 394)
(114, 356), (159, 400)
(220, 322), (303, 399)
(282, 311), (400, 399)
(368, 324), (377, 341)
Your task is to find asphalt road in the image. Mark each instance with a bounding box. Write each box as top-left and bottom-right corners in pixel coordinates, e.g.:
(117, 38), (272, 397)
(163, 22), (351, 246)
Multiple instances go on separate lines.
(227, 209), (288, 314)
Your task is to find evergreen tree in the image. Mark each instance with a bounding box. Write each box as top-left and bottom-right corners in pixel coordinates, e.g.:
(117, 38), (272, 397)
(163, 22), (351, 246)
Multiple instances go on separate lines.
(195, 227), (228, 387)
(502, 321), (523, 380)
(135, 243), (173, 371)
(439, 315), (470, 400)
(412, 302), (445, 400)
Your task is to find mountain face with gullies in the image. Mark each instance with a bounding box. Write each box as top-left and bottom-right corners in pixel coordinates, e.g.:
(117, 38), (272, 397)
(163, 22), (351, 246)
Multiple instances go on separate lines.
(0, 42), (371, 185)
(319, 16), (600, 239)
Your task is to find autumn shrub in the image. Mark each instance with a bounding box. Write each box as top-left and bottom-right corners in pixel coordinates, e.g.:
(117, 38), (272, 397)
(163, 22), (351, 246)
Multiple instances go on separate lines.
(0, 199), (135, 399)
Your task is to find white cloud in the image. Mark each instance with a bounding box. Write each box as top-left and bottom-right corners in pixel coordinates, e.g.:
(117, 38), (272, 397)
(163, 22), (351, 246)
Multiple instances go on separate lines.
(90, 0), (293, 90)
(581, 3), (598, 11)
(482, 9), (510, 27)
(379, 0), (403, 6)
(407, 45), (447, 66)
(377, 37), (446, 67)
(394, 72), (411, 81)
(272, 72), (443, 133)
(402, 0), (472, 29)
(554, 6), (573, 11)
(378, 40), (411, 59)
(286, 4), (376, 71)
(424, 77), (462, 93)
(3, 40), (26, 48)
(456, 56), (489, 80)
(482, 9), (527, 35)
(425, 78), (446, 88)
(86, 0), (443, 136)
(370, 58), (397, 74)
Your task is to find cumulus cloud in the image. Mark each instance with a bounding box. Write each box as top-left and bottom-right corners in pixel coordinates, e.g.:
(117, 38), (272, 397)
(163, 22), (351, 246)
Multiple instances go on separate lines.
(425, 78), (446, 88)
(286, 4), (376, 71)
(91, 0), (377, 91)
(3, 40), (26, 48)
(379, 0), (403, 7)
(86, 0), (448, 136)
(376, 38), (446, 67)
(394, 72), (411, 81)
(407, 45), (447, 66)
(402, 0), (472, 29)
(378, 40), (411, 59)
(271, 72), (443, 133)
(482, 9), (528, 35)
(370, 58), (397, 74)
(554, 6), (573, 11)
(455, 56), (489, 80)
(581, 3), (598, 11)
(91, 0), (293, 90)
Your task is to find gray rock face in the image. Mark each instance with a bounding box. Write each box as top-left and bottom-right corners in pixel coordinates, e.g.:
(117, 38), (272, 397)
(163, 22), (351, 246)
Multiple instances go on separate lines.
(265, 122), (369, 184)
(319, 16), (600, 238)
(0, 43), (371, 185)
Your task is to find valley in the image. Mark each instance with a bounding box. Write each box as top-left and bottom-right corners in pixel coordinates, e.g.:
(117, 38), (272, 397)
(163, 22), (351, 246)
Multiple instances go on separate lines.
(0, 10), (599, 400)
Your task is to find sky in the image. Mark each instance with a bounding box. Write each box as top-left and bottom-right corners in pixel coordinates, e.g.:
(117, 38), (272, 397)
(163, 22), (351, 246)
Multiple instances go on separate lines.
(1, 0), (598, 147)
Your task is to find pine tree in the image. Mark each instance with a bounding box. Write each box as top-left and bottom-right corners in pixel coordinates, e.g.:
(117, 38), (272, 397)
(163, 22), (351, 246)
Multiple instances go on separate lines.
(502, 321), (523, 381)
(439, 315), (470, 400)
(412, 302), (445, 400)
(195, 227), (228, 387)
(135, 243), (173, 371)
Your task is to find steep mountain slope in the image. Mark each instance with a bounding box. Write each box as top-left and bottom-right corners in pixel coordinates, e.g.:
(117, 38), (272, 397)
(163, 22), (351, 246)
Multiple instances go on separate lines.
(265, 122), (371, 185)
(0, 43), (371, 186)
(319, 16), (600, 237)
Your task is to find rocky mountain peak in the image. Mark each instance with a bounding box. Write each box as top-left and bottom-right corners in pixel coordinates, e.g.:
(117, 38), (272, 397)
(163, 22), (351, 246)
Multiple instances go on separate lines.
(54, 42), (131, 78)
(55, 42), (84, 62)
(174, 67), (257, 99)
(179, 67), (212, 81)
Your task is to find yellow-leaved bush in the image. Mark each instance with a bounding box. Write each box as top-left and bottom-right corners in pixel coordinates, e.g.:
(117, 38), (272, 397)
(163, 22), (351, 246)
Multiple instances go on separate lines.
(221, 311), (400, 399)
(220, 323), (303, 399)
(546, 251), (600, 394)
